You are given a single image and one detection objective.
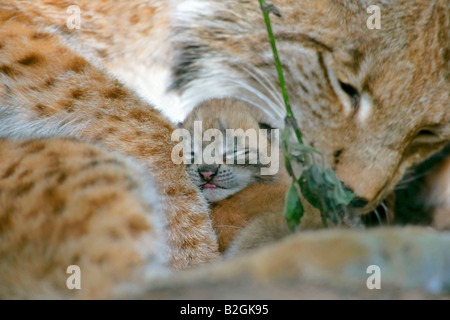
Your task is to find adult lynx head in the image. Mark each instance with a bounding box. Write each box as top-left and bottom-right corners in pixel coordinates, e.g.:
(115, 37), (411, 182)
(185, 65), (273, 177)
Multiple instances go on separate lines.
(182, 98), (279, 202)
(167, 0), (449, 216)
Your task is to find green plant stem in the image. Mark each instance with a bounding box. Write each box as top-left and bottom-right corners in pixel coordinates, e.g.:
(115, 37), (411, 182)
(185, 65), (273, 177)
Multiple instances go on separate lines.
(258, 0), (304, 146)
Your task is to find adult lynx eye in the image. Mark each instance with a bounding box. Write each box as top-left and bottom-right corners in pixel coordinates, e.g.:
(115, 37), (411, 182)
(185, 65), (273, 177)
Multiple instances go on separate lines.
(339, 81), (360, 109)
(418, 129), (435, 136)
(414, 127), (441, 144)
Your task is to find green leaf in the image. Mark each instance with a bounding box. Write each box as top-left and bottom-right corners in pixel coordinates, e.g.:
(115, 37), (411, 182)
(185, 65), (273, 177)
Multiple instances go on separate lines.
(287, 140), (322, 155)
(258, 0), (357, 230)
(284, 183), (304, 232)
(281, 128), (297, 178)
(298, 168), (323, 211)
(323, 167), (355, 206)
(298, 164), (356, 227)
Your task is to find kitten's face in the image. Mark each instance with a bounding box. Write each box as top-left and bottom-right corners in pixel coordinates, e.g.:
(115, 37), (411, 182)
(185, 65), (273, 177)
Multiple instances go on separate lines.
(186, 161), (262, 203)
(182, 99), (275, 203)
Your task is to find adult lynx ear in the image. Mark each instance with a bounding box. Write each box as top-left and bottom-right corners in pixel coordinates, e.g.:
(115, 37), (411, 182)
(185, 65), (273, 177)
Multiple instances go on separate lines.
(258, 123), (276, 141)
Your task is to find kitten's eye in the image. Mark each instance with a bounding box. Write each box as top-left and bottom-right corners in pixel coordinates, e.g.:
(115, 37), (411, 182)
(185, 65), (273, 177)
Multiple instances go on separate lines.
(233, 149), (247, 157)
(259, 123), (272, 131)
(339, 81), (360, 109)
(259, 123), (274, 141)
(413, 127), (442, 144)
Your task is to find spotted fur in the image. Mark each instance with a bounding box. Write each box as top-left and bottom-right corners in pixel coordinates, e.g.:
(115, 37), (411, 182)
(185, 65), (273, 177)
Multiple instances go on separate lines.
(0, 137), (169, 298)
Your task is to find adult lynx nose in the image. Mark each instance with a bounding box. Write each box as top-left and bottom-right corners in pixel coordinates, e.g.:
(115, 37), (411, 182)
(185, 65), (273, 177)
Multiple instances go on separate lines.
(335, 150), (396, 208)
(344, 185), (369, 209)
(348, 197), (369, 208)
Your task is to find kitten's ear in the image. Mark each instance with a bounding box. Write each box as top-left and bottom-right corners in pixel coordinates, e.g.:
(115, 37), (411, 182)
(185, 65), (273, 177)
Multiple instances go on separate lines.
(258, 123), (275, 141)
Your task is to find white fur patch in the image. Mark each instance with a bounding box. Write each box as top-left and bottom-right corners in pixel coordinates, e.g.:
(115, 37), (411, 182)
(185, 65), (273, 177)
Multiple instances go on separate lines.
(126, 156), (171, 277)
(173, 0), (214, 23)
(322, 53), (352, 116)
(358, 93), (373, 123)
(0, 107), (88, 139)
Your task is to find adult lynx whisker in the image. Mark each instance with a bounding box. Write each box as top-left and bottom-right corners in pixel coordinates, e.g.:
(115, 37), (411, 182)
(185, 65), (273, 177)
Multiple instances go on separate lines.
(238, 64), (285, 108)
(223, 79), (284, 121)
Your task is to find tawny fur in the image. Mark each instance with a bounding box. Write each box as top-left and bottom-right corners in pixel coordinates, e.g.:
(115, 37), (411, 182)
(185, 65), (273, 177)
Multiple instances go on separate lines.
(221, 190), (343, 257)
(211, 184), (290, 253)
(141, 227), (450, 299)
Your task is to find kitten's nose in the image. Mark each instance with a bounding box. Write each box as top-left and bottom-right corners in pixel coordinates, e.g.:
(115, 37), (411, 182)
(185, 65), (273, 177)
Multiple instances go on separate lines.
(198, 166), (219, 181)
(200, 171), (215, 180)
